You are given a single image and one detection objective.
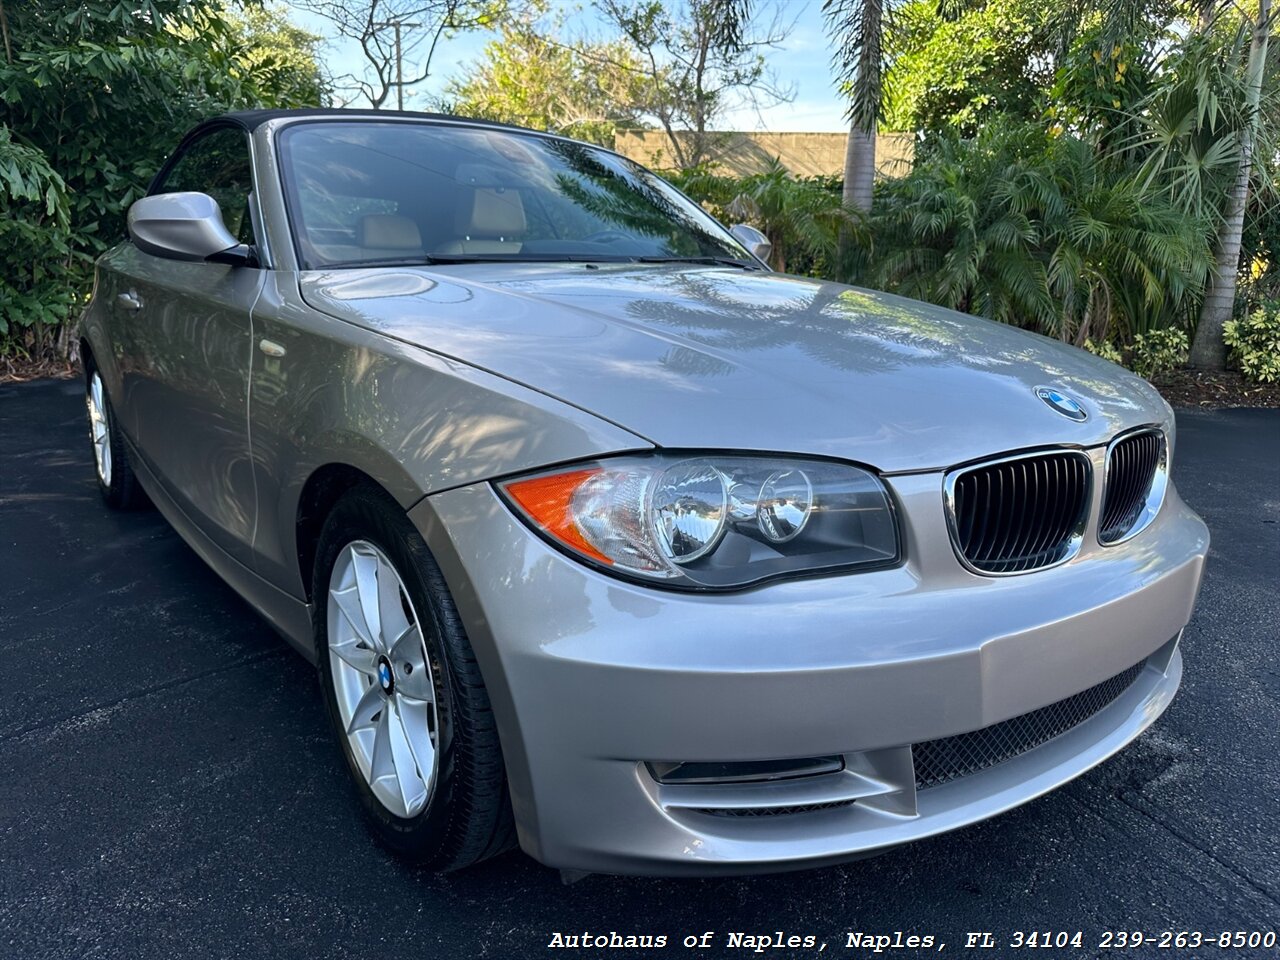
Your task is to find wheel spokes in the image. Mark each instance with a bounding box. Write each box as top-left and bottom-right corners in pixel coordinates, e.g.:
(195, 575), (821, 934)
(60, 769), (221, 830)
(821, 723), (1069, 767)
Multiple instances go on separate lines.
(330, 633), (378, 676)
(328, 539), (439, 820)
(386, 704), (429, 815)
(350, 549), (384, 649)
(331, 583), (373, 646)
(87, 374), (112, 483)
(376, 557), (411, 644)
(396, 697), (436, 802)
(389, 625), (433, 703)
(346, 681), (384, 735)
(370, 707), (396, 784)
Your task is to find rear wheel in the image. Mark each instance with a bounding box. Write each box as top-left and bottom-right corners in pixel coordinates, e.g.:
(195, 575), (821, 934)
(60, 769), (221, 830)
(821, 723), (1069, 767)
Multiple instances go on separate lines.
(85, 366), (145, 510)
(313, 486), (515, 869)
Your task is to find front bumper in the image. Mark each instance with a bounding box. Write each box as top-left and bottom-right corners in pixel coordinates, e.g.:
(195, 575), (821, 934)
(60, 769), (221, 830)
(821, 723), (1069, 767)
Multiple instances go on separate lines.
(409, 463), (1208, 876)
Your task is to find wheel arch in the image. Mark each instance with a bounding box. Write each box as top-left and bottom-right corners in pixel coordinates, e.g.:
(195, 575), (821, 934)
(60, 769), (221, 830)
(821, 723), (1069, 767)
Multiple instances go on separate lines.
(294, 461), (408, 604)
(79, 335), (106, 387)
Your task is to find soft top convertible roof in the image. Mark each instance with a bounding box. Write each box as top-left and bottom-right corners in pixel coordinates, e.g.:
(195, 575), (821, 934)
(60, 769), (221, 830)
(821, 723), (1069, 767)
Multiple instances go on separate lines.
(147, 109), (582, 198)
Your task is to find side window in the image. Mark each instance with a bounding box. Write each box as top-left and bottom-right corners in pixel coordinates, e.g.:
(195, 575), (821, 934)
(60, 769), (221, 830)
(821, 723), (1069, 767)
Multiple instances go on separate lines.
(153, 127), (257, 246)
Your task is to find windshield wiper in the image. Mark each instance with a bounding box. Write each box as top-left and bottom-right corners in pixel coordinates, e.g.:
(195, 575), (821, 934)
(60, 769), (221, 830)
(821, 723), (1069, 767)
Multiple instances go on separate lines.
(317, 256), (446, 269)
(635, 256), (762, 271)
(428, 254), (637, 264)
(316, 254), (639, 269)
(316, 254), (763, 270)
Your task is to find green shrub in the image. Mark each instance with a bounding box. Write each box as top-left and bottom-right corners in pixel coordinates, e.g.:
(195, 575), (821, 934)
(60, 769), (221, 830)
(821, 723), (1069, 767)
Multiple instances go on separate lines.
(1223, 304), (1280, 383)
(1130, 328), (1190, 380)
(0, 0), (326, 361)
(667, 160), (860, 276)
(0, 127), (81, 354)
(864, 124), (1213, 345)
(1083, 338), (1124, 364)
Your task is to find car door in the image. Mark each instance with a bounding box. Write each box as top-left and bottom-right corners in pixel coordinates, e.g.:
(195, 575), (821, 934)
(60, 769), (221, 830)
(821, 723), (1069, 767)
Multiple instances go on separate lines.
(111, 124), (266, 567)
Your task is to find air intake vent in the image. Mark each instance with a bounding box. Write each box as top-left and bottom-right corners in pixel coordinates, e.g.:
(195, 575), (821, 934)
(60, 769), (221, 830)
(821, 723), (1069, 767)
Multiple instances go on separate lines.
(1100, 429), (1167, 544)
(690, 800), (856, 818)
(946, 450), (1092, 575)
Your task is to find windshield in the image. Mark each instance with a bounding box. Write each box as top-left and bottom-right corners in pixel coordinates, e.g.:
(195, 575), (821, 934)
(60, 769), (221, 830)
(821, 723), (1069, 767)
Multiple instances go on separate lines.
(276, 120), (754, 269)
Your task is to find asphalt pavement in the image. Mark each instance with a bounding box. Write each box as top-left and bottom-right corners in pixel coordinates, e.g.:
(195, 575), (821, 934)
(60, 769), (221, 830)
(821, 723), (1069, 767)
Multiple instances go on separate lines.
(1, 377), (1277, 960)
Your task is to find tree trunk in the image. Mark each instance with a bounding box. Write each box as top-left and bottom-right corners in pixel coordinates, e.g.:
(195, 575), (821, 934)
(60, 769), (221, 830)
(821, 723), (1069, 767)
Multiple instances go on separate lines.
(841, 0), (882, 213)
(842, 122), (875, 212)
(1191, 0), (1270, 370)
(0, 0), (12, 64)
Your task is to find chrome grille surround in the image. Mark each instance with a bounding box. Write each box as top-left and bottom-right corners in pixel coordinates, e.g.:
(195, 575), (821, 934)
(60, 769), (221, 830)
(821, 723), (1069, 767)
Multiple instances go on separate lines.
(1100, 427), (1168, 545)
(943, 449), (1093, 576)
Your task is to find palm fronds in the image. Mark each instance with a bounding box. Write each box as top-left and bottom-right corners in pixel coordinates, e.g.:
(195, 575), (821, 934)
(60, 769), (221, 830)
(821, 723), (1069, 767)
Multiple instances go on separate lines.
(867, 123), (1213, 343)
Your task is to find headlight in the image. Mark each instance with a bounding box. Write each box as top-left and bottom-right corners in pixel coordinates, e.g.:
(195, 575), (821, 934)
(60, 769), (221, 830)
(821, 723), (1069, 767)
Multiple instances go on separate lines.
(498, 453), (900, 589)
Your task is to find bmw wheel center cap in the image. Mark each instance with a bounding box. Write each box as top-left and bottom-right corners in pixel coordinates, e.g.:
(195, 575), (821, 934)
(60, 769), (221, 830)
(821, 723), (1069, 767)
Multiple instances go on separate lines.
(1036, 386), (1088, 422)
(377, 656), (394, 694)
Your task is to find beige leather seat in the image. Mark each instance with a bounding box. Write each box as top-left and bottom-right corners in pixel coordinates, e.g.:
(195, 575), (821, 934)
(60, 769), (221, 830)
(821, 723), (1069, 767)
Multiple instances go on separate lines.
(307, 213), (426, 264)
(356, 214), (425, 259)
(436, 189), (526, 255)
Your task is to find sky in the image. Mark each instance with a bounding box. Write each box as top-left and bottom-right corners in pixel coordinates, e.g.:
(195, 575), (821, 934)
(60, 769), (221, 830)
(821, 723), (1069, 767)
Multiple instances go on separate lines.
(290, 0), (852, 132)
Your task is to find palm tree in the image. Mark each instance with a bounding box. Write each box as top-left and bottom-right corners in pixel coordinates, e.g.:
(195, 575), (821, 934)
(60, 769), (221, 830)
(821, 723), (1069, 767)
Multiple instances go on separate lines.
(726, 158), (862, 271)
(870, 124), (1212, 343)
(1191, 0), (1272, 370)
(668, 159), (862, 272)
(822, 0), (1158, 216)
(823, 0), (884, 213)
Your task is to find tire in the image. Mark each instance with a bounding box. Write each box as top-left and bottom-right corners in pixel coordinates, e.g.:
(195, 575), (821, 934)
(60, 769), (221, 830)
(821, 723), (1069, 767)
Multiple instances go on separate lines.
(312, 485), (516, 870)
(84, 362), (146, 510)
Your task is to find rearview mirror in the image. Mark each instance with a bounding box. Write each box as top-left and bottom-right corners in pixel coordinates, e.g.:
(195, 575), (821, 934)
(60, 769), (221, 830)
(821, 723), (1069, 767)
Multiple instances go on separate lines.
(127, 192), (251, 266)
(729, 223), (772, 265)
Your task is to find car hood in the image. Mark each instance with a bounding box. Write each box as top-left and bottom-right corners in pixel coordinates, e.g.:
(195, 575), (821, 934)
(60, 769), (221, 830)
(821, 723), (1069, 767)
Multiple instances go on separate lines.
(299, 264), (1171, 473)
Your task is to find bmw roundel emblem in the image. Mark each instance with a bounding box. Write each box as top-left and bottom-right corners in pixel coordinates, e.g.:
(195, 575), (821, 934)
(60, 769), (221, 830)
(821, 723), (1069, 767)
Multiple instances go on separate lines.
(1035, 386), (1088, 421)
(377, 659), (394, 692)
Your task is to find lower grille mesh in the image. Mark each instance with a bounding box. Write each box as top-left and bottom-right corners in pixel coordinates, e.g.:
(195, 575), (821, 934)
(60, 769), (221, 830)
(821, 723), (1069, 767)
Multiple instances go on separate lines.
(913, 659), (1149, 791)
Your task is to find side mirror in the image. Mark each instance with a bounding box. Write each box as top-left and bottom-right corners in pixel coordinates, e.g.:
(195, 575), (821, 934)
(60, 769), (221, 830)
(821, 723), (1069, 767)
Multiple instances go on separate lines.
(127, 192), (251, 266)
(729, 223), (772, 265)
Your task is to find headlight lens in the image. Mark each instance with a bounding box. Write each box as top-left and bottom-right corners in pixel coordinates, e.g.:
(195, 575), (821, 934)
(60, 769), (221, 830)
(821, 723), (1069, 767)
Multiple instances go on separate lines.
(499, 454), (899, 589)
(652, 461), (728, 563)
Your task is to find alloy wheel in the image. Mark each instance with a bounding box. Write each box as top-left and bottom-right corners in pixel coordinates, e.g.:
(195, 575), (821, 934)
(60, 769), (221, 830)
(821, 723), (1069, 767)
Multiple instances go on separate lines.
(86, 371), (112, 486)
(327, 540), (439, 819)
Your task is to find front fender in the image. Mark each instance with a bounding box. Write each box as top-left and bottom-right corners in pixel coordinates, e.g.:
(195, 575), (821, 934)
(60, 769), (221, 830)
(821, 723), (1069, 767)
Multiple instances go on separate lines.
(247, 271), (651, 599)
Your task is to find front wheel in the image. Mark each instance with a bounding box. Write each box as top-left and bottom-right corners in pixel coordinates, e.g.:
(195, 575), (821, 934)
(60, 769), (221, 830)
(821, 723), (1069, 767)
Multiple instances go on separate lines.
(85, 366), (145, 510)
(313, 486), (515, 869)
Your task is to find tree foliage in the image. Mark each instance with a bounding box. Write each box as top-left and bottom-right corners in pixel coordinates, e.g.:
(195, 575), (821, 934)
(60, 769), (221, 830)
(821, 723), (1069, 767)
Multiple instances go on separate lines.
(443, 4), (652, 144)
(882, 0), (1054, 136)
(866, 124), (1213, 345)
(0, 126), (76, 341)
(596, 0), (796, 168)
(670, 160), (860, 273)
(0, 0), (326, 358)
(295, 0), (503, 109)
(224, 3), (331, 108)
(1188, 0), (1273, 368)
(800, 0), (1277, 370)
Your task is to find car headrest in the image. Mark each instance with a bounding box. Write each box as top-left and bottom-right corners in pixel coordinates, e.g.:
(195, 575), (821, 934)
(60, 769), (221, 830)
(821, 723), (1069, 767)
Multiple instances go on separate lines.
(457, 188), (526, 238)
(357, 214), (422, 250)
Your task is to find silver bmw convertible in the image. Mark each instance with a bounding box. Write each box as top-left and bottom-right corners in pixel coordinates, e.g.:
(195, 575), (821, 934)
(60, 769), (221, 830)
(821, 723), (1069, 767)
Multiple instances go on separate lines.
(79, 108), (1208, 877)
